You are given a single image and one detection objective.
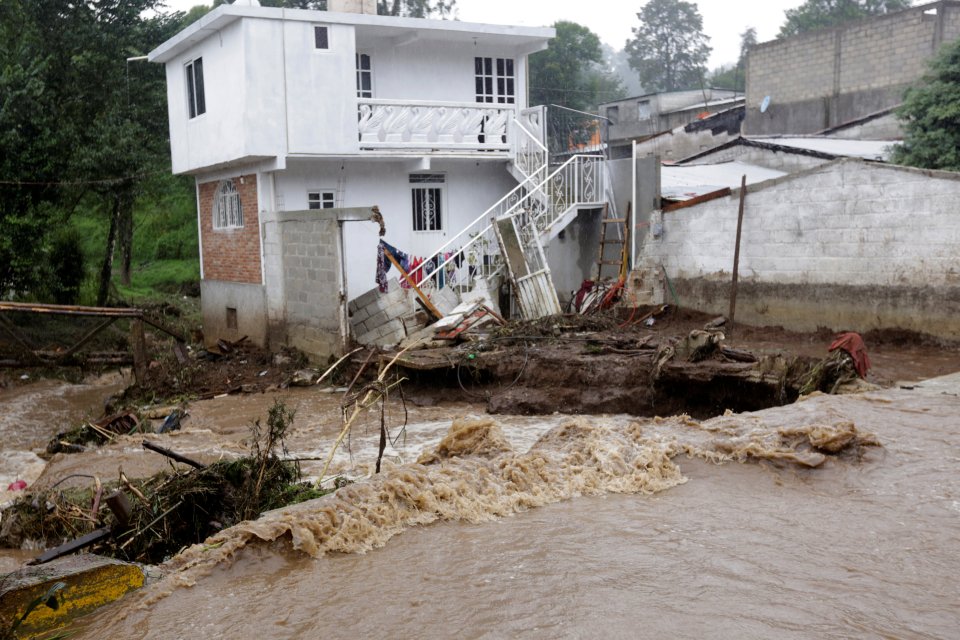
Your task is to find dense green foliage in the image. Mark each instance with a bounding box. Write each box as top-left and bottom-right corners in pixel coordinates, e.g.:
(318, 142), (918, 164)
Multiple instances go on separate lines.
(0, 0), (183, 302)
(625, 0), (711, 93)
(779, 0), (910, 37)
(530, 21), (625, 111)
(891, 38), (960, 171)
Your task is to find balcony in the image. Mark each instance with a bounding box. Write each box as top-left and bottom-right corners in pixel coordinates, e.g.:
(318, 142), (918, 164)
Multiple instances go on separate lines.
(357, 99), (516, 154)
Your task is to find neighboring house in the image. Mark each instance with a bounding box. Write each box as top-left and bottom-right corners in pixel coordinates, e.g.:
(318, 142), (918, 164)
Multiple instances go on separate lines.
(744, 0), (960, 135)
(632, 106), (744, 162)
(634, 158), (960, 340)
(600, 89), (744, 159)
(149, 0), (612, 357)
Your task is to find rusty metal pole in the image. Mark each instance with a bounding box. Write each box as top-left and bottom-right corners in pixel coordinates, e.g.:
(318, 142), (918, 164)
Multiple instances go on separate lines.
(728, 175), (747, 334)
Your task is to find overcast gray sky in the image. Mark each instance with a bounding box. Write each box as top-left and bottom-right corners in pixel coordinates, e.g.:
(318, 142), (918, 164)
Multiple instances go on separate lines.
(160, 0), (814, 68)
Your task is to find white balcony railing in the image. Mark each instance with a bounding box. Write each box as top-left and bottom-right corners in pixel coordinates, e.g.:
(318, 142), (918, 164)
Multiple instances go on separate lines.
(357, 99), (516, 152)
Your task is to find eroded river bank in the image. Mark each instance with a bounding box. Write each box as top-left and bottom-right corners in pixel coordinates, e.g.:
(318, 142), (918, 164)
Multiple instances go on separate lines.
(2, 327), (960, 638)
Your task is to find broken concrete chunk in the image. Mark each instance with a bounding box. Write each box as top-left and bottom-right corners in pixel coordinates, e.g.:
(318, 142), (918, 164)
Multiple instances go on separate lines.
(0, 554), (145, 638)
(289, 369), (320, 386)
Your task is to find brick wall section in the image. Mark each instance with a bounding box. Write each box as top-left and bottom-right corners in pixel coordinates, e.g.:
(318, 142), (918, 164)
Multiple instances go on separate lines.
(198, 174), (262, 284)
(638, 158), (960, 337)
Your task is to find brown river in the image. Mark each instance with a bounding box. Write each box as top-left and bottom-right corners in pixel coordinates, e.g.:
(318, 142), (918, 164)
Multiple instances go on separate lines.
(3, 370), (960, 639)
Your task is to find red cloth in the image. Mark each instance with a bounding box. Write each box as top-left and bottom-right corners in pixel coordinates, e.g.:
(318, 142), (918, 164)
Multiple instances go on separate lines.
(574, 279), (595, 312)
(828, 332), (871, 378)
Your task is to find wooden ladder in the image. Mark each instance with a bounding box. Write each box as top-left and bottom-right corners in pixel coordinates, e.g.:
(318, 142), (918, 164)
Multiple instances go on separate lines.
(595, 201), (630, 281)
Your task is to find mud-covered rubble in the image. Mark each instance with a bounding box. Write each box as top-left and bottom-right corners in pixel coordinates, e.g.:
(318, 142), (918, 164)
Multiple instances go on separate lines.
(379, 308), (873, 418)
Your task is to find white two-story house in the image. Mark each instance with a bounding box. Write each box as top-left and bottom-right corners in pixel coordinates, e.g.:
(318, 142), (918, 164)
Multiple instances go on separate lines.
(150, 0), (612, 357)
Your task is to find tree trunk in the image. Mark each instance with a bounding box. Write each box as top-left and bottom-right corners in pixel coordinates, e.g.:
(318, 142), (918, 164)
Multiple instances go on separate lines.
(97, 194), (120, 306)
(118, 191), (134, 286)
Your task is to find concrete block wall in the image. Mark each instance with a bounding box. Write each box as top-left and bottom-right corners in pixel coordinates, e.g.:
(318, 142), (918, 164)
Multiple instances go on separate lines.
(279, 213), (343, 357)
(745, 2), (960, 134)
(639, 158), (960, 338)
(348, 277), (462, 346)
(348, 280), (411, 347)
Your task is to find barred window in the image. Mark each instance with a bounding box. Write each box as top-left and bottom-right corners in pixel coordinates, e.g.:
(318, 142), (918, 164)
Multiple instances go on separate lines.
(308, 190), (335, 209)
(213, 179), (243, 229)
(410, 174), (444, 232)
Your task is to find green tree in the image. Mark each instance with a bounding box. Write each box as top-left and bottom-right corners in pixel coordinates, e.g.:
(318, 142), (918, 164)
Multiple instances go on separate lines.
(779, 0), (910, 37)
(625, 0), (711, 93)
(530, 21), (625, 112)
(708, 27), (756, 92)
(0, 0), (178, 301)
(891, 38), (960, 171)
(377, 0), (456, 17)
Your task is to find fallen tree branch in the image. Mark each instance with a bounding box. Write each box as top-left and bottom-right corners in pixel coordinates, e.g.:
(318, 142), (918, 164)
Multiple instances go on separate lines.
(142, 440), (207, 470)
(315, 342), (420, 488)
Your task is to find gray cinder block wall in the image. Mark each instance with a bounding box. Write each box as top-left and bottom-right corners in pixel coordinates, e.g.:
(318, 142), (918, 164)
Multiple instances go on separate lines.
(746, 1), (960, 135)
(639, 158), (960, 339)
(261, 210), (345, 359)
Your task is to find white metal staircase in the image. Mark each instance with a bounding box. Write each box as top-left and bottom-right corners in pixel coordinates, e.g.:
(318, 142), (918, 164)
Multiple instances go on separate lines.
(405, 113), (607, 317)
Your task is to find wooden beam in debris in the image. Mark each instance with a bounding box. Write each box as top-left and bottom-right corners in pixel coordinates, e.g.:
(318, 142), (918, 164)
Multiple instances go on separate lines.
(661, 187), (732, 213)
(0, 300), (186, 344)
(142, 440), (207, 469)
(0, 301), (143, 317)
(27, 528), (113, 566)
(0, 314), (38, 361)
(58, 317), (117, 361)
(382, 247), (443, 321)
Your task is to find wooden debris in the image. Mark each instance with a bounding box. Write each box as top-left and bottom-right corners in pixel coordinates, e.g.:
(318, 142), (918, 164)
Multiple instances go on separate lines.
(142, 440), (207, 470)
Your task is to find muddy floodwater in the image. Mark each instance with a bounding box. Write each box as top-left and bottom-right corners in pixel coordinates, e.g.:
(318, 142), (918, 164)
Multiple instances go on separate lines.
(25, 375), (948, 639)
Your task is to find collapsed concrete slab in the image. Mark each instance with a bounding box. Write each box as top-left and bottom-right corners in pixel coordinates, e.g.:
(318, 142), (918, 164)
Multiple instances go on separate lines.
(1, 554), (145, 637)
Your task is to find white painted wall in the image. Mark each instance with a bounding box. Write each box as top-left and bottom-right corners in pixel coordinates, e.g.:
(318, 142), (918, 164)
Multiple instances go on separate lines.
(362, 40), (526, 107)
(283, 20), (360, 155)
(166, 20), (247, 174)
(272, 158), (517, 298)
(163, 13), (539, 173)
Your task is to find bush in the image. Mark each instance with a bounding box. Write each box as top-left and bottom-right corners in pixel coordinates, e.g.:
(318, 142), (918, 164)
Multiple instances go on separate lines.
(46, 230), (86, 304)
(154, 232), (184, 260)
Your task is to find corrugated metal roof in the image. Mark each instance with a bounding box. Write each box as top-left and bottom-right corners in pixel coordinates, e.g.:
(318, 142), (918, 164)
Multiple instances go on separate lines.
(745, 136), (895, 160)
(661, 161), (787, 201)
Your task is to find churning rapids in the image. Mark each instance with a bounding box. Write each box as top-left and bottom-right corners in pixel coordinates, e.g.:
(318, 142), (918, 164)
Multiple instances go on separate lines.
(4, 372), (960, 639)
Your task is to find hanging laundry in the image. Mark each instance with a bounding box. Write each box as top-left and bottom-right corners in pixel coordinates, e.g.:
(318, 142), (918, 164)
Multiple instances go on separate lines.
(376, 240), (411, 293)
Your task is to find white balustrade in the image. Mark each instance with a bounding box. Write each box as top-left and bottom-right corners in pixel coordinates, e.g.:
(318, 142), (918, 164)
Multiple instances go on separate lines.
(357, 99), (514, 152)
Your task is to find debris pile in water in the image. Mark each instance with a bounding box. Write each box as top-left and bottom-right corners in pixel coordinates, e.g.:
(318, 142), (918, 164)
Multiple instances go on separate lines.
(0, 401), (337, 565)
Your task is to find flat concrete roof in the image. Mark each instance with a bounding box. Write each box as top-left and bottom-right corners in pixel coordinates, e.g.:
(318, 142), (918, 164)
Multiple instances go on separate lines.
(150, 5), (554, 63)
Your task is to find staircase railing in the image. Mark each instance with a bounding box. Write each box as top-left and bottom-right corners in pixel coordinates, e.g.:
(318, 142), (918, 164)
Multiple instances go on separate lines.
(512, 118), (548, 181)
(404, 122), (604, 295)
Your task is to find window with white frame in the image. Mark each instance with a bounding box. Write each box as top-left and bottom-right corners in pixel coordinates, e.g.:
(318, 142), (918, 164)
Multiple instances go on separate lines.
(474, 57), (515, 104)
(356, 53), (372, 98)
(213, 179), (243, 229)
(410, 174), (444, 232)
(308, 190), (335, 209)
(314, 26), (329, 50)
(185, 57), (206, 119)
